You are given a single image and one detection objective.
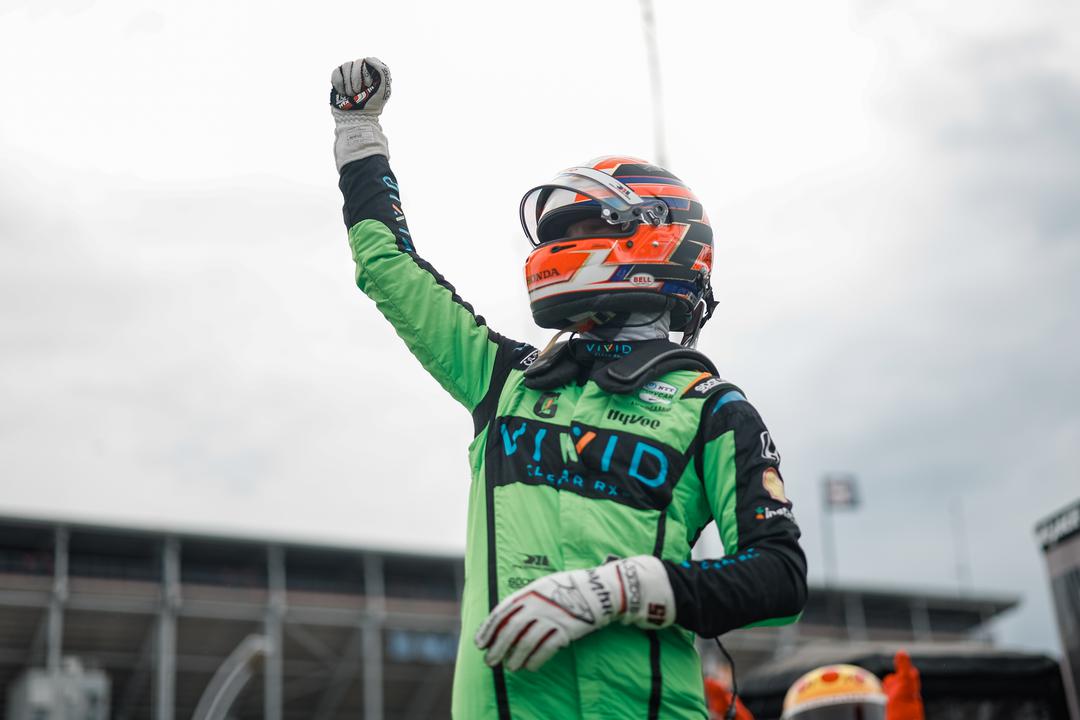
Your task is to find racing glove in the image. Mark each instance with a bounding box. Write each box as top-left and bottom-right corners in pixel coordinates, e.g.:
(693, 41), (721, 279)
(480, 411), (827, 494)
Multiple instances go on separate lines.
(883, 651), (925, 720)
(330, 57), (391, 170)
(474, 555), (675, 672)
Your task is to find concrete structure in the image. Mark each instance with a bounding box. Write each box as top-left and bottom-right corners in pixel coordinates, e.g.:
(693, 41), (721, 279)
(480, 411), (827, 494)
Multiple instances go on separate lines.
(0, 514), (1018, 719)
(1036, 498), (1080, 719)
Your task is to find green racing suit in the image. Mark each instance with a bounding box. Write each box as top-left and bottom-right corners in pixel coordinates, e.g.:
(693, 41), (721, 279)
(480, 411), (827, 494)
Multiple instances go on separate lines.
(338, 155), (807, 719)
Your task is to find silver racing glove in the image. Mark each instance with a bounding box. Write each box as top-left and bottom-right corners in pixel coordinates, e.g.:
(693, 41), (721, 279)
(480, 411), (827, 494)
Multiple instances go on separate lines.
(474, 555), (676, 672)
(329, 57), (392, 170)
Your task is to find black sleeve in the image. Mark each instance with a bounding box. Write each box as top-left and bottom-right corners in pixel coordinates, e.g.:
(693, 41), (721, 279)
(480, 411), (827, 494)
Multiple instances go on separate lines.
(339, 155), (414, 244)
(664, 394), (808, 637)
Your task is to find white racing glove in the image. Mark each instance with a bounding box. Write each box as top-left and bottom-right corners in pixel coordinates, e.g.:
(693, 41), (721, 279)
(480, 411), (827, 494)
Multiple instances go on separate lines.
(474, 555), (676, 672)
(329, 57), (392, 170)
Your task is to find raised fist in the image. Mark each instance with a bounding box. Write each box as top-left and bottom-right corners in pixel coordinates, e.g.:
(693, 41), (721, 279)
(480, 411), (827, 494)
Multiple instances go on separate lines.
(329, 57), (391, 168)
(330, 57), (391, 115)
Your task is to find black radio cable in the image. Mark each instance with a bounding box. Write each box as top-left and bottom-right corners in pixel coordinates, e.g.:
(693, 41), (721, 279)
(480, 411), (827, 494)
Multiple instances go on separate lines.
(714, 637), (739, 720)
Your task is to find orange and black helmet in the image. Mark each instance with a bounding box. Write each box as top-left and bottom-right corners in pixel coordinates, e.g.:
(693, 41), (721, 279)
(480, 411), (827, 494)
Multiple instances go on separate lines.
(519, 156), (715, 333)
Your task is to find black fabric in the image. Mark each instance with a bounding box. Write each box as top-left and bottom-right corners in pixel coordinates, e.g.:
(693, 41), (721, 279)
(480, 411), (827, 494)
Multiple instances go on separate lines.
(339, 155), (412, 247)
(485, 407), (512, 719)
(647, 631), (662, 720)
(524, 338), (715, 393)
(472, 341), (538, 436)
(664, 394), (808, 638)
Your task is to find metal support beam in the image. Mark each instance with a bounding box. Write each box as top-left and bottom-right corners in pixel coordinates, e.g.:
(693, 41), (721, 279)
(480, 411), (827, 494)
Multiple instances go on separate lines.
(284, 623), (338, 669)
(312, 553), (385, 720)
(774, 619), (800, 658)
(155, 537), (180, 720)
(310, 626), (365, 720)
(910, 598), (933, 642)
(364, 553), (385, 720)
(27, 608), (50, 667)
(264, 545), (286, 720)
(116, 621), (157, 720)
(47, 525), (69, 674)
(637, 0), (668, 167)
(843, 592), (867, 642)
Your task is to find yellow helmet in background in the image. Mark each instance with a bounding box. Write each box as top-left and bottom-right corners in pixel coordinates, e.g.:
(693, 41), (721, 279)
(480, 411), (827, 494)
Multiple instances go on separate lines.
(781, 664), (887, 720)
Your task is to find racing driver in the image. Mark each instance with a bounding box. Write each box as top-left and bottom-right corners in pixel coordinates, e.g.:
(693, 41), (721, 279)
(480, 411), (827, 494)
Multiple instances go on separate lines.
(330, 57), (808, 719)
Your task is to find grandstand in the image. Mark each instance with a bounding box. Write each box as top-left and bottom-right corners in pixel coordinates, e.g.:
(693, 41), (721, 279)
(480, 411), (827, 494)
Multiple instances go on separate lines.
(0, 514), (1017, 719)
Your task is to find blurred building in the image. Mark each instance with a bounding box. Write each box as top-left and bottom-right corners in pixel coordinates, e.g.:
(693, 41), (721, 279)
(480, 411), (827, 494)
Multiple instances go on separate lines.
(1036, 498), (1080, 719)
(0, 514), (1018, 719)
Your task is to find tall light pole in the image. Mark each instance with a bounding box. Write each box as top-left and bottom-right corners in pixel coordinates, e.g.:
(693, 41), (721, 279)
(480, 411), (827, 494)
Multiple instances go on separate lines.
(638, 0), (669, 167)
(821, 473), (860, 586)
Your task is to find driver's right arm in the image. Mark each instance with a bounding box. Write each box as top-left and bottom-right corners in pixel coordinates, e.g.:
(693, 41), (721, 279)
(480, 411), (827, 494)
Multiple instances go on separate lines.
(331, 59), (533, 427)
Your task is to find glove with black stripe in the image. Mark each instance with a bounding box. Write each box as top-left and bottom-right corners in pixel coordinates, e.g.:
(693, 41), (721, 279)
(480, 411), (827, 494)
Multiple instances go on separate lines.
(474, 556), (675, 672)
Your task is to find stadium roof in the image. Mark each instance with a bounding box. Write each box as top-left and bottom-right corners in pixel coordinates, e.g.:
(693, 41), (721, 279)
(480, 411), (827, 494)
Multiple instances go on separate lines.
(0, 512), (1021, 719)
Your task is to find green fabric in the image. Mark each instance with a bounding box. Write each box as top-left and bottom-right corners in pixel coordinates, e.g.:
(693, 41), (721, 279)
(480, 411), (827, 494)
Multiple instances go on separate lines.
(350, 219), (498, 410)
(349, 219), (785, 719)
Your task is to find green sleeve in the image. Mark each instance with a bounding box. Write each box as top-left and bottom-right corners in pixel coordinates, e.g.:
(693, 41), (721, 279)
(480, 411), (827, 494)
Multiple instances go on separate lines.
(339, 155), (531, 418)
(349, 219), (501, 411)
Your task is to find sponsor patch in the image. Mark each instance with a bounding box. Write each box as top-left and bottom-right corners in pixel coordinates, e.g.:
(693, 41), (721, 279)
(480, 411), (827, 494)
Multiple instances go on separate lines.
(762, 467), (788, 504)
(680, 374), (734, 400)
(692, 377), (724, 394)
(755, 504), (795, 522)
(629, 273), (655, 285)
(583, 342), (633, 359)
(607, 409), (661, 429)
(492, 416), (683, 511)
(637, 380), (677, 406)
(518, 348), (540, 368)
(760, 431), (781, 463)
(522, 554), (550, 567)
(533, 392), (559, 419)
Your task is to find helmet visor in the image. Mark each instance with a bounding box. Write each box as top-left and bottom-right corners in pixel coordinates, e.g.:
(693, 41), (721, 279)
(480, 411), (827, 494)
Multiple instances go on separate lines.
(783, 703), (886, 720)
(519, 167), (668, 246)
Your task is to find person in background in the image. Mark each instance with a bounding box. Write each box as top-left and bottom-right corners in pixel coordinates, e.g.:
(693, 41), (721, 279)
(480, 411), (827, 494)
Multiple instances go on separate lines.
(705, 650), (925, 720)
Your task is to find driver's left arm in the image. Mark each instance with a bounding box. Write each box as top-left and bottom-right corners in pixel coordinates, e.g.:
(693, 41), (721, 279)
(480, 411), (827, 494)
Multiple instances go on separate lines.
(663, 389), (808, 636)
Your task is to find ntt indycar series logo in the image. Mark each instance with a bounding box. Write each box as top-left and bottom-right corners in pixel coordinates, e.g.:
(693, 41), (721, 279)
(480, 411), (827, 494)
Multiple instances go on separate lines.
(638, 381), (677, 406)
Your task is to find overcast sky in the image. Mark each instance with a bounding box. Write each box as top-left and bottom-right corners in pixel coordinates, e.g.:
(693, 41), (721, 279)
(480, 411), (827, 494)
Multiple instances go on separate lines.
(1, 0), (1078, 655)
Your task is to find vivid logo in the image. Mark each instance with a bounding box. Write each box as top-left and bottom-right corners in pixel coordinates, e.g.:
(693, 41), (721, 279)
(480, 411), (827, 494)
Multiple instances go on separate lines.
(583, 343), (633, 358)
(490, 417), (685, 511)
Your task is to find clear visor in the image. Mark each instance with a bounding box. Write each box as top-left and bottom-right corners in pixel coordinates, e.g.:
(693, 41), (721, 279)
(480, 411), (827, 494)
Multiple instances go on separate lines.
(519, 167), (668, 246)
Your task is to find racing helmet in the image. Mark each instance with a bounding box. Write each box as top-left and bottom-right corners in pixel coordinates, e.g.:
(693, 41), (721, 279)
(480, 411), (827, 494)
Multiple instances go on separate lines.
(781, 664), (887, 720)
(519, 156), (714, 332)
